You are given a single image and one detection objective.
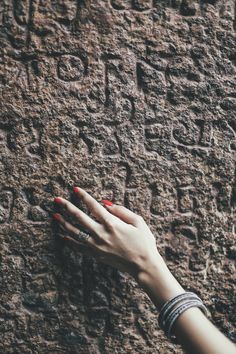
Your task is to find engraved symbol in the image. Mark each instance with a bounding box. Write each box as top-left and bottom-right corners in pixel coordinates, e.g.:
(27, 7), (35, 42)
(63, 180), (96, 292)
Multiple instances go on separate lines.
(0, 189), (14, 224)
(230, 167), (236, 210)
(132, 0), (152, 11)
(104, 57), (126, 107)
(110, 0), (152, 10)
(0, 128), (12, 153)
(115, 96), (135, 124)
(189, 249), (209, 273)
(179, 0), (197, 16)
(226, 120), (236, 152)
(13, 0), (29, 26)
(177, 186), (196, 214)
(22, 188), (48, 223)
(211, 182), (231, 213)
(110, 0), (130, 10)
(172, 223), (199, 244)
(144, 123), (170, 156)
(101, 163), (132, 207)
(171, 119), (212, 149)
(51, 0), (77, 24)
(149, 183), (177, 217)
(124, 188), (138, 210)
(102, 132), (121, 156)
(136, 61), (166, 96)
(102, 53), (136, 115)
(12, 0), (33, 47)
(25, 126), (43, 158)
(57, 55), (85, 82)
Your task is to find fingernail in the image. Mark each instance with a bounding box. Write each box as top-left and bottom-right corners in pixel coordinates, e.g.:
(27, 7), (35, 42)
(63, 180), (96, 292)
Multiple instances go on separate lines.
(73, 187), (80, 193)
(54, 197), (62, 204)
(63, 236), (70, 241)
(102, 199), (113, 206)
(52, 213), (61, 221)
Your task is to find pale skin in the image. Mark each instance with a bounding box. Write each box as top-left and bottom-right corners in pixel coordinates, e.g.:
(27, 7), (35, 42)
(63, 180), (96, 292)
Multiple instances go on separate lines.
(52, 187), (236, 354)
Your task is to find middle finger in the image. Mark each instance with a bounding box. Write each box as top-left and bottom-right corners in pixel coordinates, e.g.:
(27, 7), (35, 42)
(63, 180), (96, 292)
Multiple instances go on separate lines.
(73, 187), (118, 225)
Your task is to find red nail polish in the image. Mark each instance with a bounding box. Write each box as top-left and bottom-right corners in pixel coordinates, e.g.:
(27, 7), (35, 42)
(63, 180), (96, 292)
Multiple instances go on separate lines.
(73, 187), (80, 193)
(54, 197), (62, 204)
(52, 213), (61, 221)
(63, 236), (70, 241)
(102, 199), (113, 206)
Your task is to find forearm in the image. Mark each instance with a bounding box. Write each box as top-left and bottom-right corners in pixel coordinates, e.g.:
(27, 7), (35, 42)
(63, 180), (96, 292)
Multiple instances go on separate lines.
(136, 253), (236, 354)
(174, 307), (236, 354)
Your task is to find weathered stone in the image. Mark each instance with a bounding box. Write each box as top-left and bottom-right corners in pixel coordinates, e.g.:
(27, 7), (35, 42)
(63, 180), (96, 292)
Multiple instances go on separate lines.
(0, 0), (236, 353)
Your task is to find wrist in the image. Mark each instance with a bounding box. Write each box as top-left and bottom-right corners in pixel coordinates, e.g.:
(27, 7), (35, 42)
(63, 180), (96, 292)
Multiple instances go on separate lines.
(136, 253), (185, 310)
(136, 251), (167, 280)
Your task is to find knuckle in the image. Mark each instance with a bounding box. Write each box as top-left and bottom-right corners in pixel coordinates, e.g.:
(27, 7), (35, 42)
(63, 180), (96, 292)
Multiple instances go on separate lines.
(87, 237), (96, 248)
(61, 218), (68, 228)
(65, 203), (72, 213)
(81, 192), (88, 203)
(136, 215), (144, 222)
(96, 237), (112, 252)
(104, 217), (116, 230)
(66, 222), (74, 233)
(87, 227), (104, 246)
(63, 219), (68, 228)
(73, 211), (81, 219)
(95, 224), (105, 237)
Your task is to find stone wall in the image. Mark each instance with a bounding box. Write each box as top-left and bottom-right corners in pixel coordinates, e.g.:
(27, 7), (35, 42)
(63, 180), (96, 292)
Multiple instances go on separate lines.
(0, 1), (236, 353)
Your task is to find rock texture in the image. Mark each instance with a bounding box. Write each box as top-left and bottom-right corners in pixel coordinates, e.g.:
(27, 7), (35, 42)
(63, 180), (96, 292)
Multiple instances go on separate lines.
(0, 1), (236, 353)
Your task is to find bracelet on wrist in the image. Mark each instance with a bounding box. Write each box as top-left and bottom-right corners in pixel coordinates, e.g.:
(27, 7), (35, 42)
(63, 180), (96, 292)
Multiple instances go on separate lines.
(158, 291), (210, 344)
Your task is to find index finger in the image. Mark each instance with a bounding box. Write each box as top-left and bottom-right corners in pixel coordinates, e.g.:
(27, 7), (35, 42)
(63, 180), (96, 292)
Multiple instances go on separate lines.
(54, 197), (99, 234)
(73, 186), (118, 225)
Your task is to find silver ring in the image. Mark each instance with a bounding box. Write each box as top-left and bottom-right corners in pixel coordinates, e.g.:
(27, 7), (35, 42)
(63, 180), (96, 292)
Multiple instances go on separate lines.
(75, 230), (91, 243)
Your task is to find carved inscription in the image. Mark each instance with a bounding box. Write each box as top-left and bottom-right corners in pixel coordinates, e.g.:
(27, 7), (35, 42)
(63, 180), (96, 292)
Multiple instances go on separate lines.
(110, 0), (152, 10)
(13, 0), (29, 25)
(0, 128), (11, 153)
(104, 57), (128, 107)
(57, 55), (85, 82)
(211, 182), (232, 213)
(172, 119), (212, 148)
(102, 55), (135, 123)
(144, 122), (170, 156)
(172, 223), (199, 243)
(22, 188), (49, 223)
(177, 186), (196, 214)
(50, 0), (77, 23)
(0, 189), (14, 224)
(110, 0), (130, 10)
(136, 61), (166, 96)
(149, 183), (177, 217)
(2, 0), (236, 351)
(25, 126), (43, 158)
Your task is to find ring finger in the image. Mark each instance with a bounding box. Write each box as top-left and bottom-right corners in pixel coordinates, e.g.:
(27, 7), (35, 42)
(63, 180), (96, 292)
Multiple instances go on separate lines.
(53, 213), (97, 248)
(54, 197), (100, 237)
(61, 234), (101, 259)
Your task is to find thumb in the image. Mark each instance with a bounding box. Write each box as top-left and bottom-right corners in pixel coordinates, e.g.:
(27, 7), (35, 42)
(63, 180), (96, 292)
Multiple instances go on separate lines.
(101, 200), (140, 226)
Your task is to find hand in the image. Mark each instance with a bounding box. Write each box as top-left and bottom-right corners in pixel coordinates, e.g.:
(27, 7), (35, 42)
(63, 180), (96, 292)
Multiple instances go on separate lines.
(52, 189), (236, 354)
(52, 187), (162, 281)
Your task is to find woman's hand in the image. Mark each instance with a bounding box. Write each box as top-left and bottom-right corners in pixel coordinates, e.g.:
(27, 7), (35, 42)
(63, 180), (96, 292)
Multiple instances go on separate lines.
(52, 187), (236, 354)
(52, 186), (162, 281)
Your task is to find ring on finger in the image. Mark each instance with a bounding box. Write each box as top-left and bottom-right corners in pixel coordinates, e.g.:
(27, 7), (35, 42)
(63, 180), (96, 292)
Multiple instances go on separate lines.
(74, 229), (92, 243)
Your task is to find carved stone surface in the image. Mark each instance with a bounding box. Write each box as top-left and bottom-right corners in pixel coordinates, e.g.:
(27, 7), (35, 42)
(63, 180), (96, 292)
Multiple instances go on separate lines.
(0, 1), (236, 353)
